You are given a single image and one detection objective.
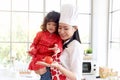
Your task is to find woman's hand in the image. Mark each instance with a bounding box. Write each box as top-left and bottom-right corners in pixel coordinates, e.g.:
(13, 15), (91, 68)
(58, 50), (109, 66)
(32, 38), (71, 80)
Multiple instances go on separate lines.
(36, 61), (51, 67)
(48, 44), (60, 54)
(36, 61), (60, 69)
(50, 61), (60, 69)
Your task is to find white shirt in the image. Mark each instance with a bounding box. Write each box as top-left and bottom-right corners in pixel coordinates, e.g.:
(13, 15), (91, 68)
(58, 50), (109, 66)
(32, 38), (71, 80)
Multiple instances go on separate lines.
(60, 40), (84, 80)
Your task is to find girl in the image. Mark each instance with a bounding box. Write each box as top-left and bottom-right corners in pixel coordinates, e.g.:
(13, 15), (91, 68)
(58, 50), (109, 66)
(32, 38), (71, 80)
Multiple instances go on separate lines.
(28, 11), (63, 80)
(37, 4), (84, 80)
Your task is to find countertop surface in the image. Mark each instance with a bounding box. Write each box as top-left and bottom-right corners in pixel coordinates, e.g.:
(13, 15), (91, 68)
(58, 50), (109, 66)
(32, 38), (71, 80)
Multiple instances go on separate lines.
(0, 69), (40, 80)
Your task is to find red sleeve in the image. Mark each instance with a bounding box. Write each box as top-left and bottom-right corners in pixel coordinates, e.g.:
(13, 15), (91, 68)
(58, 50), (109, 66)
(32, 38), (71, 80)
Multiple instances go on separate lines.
(30, 31), (42, 48)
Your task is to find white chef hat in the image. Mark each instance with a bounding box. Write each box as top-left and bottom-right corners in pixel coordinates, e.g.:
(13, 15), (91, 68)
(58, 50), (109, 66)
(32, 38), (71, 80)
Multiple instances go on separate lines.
(59, 4), (79, 26)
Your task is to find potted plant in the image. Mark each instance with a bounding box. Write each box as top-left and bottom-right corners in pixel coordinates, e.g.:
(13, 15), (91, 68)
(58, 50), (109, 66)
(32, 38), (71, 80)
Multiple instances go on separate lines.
(84, 48), (93, 56)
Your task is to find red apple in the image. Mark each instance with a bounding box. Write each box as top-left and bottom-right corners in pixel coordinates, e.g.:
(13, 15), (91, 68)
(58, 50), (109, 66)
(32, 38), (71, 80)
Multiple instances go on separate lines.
(44, 56), (53, 64)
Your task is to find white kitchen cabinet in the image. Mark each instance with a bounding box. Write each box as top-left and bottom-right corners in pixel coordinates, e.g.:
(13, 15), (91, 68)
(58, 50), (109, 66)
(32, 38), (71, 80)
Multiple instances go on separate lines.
(82, 74), (96, 80)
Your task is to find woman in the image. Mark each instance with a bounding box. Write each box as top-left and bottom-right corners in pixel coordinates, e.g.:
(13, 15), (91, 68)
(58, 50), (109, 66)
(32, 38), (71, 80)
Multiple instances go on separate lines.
(37, 4), (84, 80)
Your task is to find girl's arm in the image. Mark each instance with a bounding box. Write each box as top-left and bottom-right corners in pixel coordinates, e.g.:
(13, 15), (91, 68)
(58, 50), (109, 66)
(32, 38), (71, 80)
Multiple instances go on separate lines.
(48, 44), (60, 54)
(28, 32), (42, 56)
(30, 32), (42, 48)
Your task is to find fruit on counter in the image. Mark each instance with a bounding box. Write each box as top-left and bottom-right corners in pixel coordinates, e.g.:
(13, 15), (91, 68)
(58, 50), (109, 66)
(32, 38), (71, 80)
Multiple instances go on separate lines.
(44, 56), (53, 64)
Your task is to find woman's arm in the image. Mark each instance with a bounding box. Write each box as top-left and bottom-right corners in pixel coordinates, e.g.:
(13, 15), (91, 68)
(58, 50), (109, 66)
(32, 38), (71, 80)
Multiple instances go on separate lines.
(59, 40), (83, 80)
(36, 40), (83, 80)
(36, 61), (76, 80)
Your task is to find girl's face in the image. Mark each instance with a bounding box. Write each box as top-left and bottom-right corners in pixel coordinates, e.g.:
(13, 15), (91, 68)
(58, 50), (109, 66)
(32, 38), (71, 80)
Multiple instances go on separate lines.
(46, 21), (57, 33)
(58, 23), (76, 41)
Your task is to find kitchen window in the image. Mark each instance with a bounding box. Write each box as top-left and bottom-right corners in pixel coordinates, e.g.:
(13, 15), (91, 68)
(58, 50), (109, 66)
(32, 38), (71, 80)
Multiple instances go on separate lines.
(0, 0), (92, 70)
(108, 0), (120, 75)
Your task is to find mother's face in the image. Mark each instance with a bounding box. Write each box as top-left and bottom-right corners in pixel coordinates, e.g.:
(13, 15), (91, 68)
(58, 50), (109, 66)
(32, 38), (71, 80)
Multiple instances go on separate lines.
(58, 23), (76, 41)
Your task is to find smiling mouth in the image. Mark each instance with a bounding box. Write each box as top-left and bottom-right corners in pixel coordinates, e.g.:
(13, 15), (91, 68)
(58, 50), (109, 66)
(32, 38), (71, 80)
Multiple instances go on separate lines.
(49, 29), (54, 31)
(49, 29), (53, 30)
(60, 35), (66, 38)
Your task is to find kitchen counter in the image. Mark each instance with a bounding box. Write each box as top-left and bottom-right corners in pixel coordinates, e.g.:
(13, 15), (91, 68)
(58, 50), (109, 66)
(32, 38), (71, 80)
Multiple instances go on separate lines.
(96, 77), (120, 80)
(0, 69), (40, 80)
(83, 74), (120, 80)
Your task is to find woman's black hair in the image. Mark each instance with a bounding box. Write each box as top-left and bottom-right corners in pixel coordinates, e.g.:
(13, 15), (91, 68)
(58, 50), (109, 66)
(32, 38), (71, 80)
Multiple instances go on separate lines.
(63, 29), (81, 49)
(72, 30), (81, 43)
(40, 11), (60, 34)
